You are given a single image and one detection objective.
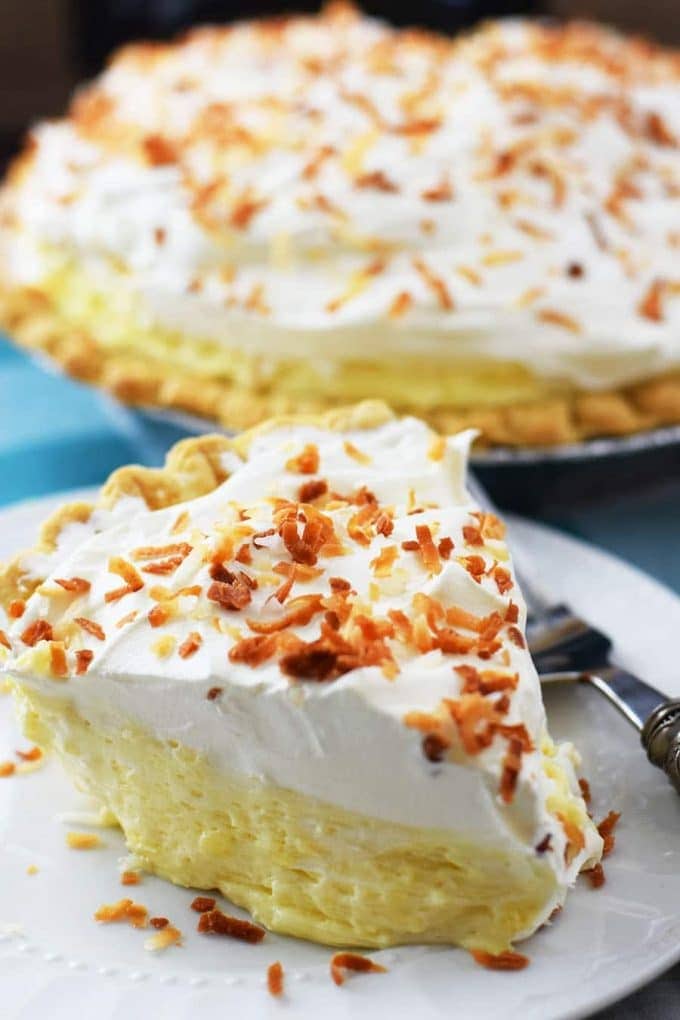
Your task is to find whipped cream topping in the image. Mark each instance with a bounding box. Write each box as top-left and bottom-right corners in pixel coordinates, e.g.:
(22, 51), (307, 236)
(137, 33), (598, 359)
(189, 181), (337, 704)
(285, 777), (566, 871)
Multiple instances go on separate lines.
(2, 8), (679, 390)
(1, 415), (600, 895)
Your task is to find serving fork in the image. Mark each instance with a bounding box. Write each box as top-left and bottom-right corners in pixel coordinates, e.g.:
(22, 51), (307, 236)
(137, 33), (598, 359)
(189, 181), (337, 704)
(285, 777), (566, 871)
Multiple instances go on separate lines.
(467, 474), (680, 793)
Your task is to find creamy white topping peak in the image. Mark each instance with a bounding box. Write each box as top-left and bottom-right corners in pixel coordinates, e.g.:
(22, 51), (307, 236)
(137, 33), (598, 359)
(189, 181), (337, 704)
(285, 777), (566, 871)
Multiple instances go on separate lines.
(3, 7), (679, 388)
(2, 416), (601, 897)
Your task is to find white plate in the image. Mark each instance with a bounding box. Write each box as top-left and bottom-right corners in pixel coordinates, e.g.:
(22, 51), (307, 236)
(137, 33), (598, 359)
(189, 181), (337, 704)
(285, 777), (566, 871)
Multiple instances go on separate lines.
(1, 492), (679, 1020)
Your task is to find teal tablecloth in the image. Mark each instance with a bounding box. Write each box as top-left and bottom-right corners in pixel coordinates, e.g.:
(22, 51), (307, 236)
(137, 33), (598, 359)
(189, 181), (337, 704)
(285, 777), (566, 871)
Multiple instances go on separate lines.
(0, 334), (678, 1015)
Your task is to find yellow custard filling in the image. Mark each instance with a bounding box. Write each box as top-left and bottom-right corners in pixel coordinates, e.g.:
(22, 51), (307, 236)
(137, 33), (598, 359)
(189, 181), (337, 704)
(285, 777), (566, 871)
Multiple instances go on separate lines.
(15, 684), (565, 952)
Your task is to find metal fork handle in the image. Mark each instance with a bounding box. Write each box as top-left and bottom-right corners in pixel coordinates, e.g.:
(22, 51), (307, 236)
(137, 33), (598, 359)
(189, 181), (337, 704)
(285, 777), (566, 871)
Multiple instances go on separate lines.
(542, 671), (680, 793)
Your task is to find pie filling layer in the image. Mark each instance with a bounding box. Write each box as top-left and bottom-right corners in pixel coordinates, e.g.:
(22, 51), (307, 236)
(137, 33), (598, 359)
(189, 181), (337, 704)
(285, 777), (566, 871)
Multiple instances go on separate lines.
(15, 685), (562, 952)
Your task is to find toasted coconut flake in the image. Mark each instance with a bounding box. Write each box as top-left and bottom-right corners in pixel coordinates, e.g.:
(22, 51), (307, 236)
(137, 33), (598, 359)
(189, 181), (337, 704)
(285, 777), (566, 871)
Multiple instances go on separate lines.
(645, 111), (676, 147)
(557, 813), (586, 865)
(206, 686), (223, 700)
(247, 593), (324, 635)
(597, 810), (621, 857)
(355, 170), (398, 192)
(197, 908), (266, 943)
(422, 732), (450, 762)
(178, 631), (202, 658)
(190, 896), (216, 913)
(446, 606), (484, 632)
(274, 560), (324, 582)
(230, 195), (268, 230)
(15, 746), (42, 762)
(302, 144), (336, 180)
(207, 573), (254, 611)
(66, 831), (102, 850)
(55, 577), (91, 594)
(329, 576), (352, 592)
(499, 736), (525, 803)
(413, 256), (454, 310)
(171, 511), (190, 534)
(75, 617), (105, 641)
(229, 633), (279, 667)
(0, 630), (10, 650)
(121, 871), (141, 886)
(537, 308), (582, 333)
(463, 524), (484, 546)
(8, 599), (26, 619)
(456, 665), (519, 695)
(95, 898), (148, 928)
(370, 545), (399, 577)
(427, 435), (446, 461)
(507, 625), (525, 648)
(456, 264), (483, 286)
(471, 949), (529, 971)
(50, 642), (68, 678)
(142, 555), (187, 575)
(388, 290), (413, 318)
(505, 601), (519, 623)
(343, 440), (371, 464)
(148, 603), (171, 628)
(75, 648), (94, 673)
(145, 924), (182, 951)
(492, 566), (513, 594)
(286, 443), (319, 474)
(481, 249), (524, 266)
(578, 777), (592, 804)
(585, 862), (606, 888)
(270, 566), (296, 605)
(460, 555), (486, 582)
(638, 278), (666, 321)
(415, 524), (442, 575)
(422, 177), (453, 202)
(143, 134), (176, 165)
(20, 619), (53, 646)
(116, 610), (139, 628)
(105, 557), (144, 602)
(0, 762), (15, 778)
(474, 511), (506, 540)
(298, 478), (328, 503)
(235, 541), (252, 565)
(330, 951), (387, 986)
(438, 537), (454, 559)
(267, 960), (285, 997)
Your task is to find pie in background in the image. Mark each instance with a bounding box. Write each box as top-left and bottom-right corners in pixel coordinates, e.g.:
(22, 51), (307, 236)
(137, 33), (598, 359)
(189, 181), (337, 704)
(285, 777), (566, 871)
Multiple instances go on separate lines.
(0, 4), (678, 446)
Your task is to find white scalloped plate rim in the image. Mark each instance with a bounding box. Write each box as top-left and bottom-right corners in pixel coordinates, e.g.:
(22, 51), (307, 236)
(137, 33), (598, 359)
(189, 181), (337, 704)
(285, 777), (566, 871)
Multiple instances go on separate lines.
(1, 491), (679, 1020)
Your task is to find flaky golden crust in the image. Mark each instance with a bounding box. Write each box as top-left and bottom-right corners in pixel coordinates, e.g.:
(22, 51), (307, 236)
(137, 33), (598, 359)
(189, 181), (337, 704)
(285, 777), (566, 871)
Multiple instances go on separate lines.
(0, 399), (396, 611)
(2, 282), (680, 447)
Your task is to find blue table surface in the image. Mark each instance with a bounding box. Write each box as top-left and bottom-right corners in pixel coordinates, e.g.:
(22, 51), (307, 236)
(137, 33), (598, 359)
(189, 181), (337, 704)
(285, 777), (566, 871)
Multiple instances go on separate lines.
(0, 334), (679, 1016)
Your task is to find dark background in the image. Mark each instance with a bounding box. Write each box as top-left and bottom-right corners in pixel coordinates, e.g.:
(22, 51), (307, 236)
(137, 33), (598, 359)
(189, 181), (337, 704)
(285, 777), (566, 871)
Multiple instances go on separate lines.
(0, 0), (676, 169)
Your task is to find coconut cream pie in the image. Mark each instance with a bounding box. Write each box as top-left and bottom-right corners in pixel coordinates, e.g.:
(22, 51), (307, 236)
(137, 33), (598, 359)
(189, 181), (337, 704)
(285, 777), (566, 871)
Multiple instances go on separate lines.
(1, 6), (679, 445)
(0, 402), (601, 951)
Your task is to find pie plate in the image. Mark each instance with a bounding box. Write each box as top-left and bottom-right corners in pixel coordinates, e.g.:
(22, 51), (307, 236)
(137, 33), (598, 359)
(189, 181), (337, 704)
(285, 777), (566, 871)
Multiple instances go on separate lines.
(1, 491), (679, 1020)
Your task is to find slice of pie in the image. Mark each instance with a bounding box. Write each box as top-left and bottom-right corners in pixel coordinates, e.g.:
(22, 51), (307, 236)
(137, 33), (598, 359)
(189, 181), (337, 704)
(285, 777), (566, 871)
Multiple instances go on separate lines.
(0, 402), (601, 951)
(0, 5), (678, 446)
